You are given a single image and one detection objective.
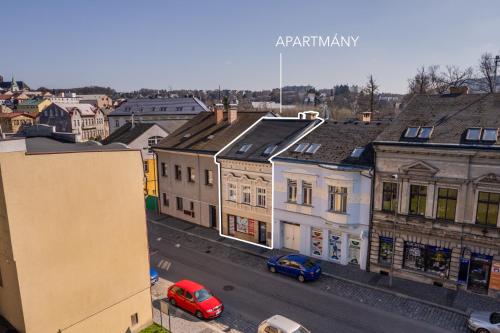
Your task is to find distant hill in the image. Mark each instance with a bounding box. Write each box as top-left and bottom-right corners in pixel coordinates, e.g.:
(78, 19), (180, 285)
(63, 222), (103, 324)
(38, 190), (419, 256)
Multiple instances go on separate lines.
(37, 86), (117, 97)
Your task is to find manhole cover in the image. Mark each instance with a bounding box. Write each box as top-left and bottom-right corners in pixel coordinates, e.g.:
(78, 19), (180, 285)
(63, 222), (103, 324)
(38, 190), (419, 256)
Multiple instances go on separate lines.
(222, 285), (234, 291)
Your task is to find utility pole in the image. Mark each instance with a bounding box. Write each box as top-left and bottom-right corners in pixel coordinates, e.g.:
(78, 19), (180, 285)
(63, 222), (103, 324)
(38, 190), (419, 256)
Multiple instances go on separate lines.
(494, 55), (499, 93)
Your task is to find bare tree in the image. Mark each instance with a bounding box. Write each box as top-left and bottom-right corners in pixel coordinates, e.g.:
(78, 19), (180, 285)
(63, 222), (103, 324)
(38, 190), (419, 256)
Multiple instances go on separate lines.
(358, 75), (379, 114)
(436, 65), (474, 93)
(408, 65), (440, 94)
(478, 52), (496, 93)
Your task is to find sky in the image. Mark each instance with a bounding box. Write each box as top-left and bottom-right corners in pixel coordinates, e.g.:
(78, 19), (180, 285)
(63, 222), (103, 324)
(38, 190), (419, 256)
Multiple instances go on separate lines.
(2, 0), (499, 93)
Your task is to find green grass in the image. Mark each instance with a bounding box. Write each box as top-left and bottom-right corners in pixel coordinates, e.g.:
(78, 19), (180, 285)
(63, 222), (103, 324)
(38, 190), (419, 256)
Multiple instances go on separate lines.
(140, 323), (170, 333)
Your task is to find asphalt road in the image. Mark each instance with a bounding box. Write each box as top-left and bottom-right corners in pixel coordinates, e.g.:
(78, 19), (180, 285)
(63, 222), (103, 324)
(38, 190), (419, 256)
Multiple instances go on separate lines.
(149, 223), (454, 333)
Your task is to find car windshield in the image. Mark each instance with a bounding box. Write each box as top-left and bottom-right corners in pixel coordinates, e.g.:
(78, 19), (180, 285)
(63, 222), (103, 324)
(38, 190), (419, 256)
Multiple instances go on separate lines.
(292, 326), (310, 333)
(194, 288), (212, 302)
(491, 312), (500, 324)
(302, 259), (316, 269)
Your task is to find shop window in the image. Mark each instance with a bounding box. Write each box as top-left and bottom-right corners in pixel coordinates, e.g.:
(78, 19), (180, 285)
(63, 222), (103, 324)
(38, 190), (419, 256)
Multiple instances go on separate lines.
(205, 170), (213, 186)
(328, 186), (347, 213)
(378, 237), (393, 265)
(311, 228), (323, 257)
(403, 242), (451, 277)
(382, 182), (397, 212)
(476, 191), (500, 226)
(328, 233), (342, 261)
(175, 165), (182, 180)
(348, 238), (361, 265)
(436, 188), (457, 221)
(176, 197), (183, 211)
(409, 184), (427, 216)
(287, 179), (297, 202)
(228, 183), (236, 201)
(256, 188), (266, 207)
(235, 216), (255, 236)
(241, 186), (251, 204)
(302, 181), (312, 205)
(467, 253), (492, 294)
(187, 167), (195, 183)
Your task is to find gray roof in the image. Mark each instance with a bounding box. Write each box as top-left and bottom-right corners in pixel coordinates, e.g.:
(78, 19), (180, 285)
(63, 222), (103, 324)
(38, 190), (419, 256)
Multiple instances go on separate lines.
(102, 122), (157, 145)
(26, 137), (129, 154)
(109, 97), (209, 117)
(276, 119), (389, 167)
(217, 118), (319, 163)
(375, 93), (500, 148)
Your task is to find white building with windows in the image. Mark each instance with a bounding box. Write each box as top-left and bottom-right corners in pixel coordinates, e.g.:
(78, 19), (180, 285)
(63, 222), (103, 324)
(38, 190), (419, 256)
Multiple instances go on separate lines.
(273, 119), (388, 269)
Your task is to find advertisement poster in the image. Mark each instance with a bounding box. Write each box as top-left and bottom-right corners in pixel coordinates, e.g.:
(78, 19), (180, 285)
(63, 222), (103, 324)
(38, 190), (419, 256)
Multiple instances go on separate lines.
(228, 215), (235, 236)
(248, 219), (255, 236)
(329, 233), (342, 261)
(311, 228), (323, 257)
(348, 238), (361, 265)
(236, 217), (248, 234)
(489, 261), (500, 291)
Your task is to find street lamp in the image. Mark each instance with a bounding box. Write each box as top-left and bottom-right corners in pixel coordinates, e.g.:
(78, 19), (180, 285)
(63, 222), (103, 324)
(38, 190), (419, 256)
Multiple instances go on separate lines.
(389, 174), (398, 288)
(494, 55), (499, 93)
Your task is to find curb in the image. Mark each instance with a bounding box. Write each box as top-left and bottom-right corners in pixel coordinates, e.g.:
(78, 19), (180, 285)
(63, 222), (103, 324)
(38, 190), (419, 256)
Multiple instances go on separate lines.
(148, 218), (468, 317)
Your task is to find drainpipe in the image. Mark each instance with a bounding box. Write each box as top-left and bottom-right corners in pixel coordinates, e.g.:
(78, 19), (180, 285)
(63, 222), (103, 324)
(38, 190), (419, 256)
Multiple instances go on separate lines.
(366, 167), (375, 273)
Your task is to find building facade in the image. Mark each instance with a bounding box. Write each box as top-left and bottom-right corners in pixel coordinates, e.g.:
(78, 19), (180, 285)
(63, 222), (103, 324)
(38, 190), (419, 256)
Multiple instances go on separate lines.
(0, 137), (152, 332)
(0, 113), (34, 133)
(369, 93), (500, 297)
(16, 98), (51, 114)
(79, 94), (113, 108)
(217, 114), (320, 247)
(273, 120), (387, 269)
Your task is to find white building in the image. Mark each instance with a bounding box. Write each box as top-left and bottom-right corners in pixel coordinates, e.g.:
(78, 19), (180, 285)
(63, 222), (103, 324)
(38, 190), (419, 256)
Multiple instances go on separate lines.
(272, 119), (388, 270)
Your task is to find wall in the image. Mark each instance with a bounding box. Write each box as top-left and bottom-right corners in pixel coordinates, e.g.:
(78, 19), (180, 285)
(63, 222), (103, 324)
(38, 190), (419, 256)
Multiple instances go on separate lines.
(0, 150), (152, 333)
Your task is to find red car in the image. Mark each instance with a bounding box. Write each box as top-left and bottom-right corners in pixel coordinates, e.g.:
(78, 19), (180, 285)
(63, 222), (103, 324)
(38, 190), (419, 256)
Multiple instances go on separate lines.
(167, 280), (223, 319)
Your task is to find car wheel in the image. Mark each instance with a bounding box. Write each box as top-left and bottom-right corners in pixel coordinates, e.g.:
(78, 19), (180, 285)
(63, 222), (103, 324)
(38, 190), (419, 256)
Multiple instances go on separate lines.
(298, 274), (305, 282)
(195, 310), (204, 320)
(476, 329), (490, 333)
(169, 298), (176, 306)
(269, 266), (276, 273)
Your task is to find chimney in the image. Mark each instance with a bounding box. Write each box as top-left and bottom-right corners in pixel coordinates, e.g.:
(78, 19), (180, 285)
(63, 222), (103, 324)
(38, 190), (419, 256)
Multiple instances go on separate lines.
(362, 111), (372, 123)
(449, 86), (469, 95)
(228, 104), (238, 124)
(131, 112), (135, 128)
(215, 103), (224, 125)
(301, 111), (318, 120)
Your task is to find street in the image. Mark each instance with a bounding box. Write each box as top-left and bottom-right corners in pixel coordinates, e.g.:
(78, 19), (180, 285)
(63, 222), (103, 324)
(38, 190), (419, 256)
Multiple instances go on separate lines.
(148, 220), (464, 333)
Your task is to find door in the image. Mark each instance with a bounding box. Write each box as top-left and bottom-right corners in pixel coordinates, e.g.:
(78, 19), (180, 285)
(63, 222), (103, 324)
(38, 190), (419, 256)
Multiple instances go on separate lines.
(183, 291), (197, 313)
(258, 222), (267, 245)
(283, 222), (300, 251)
(209, 205), (217, 228)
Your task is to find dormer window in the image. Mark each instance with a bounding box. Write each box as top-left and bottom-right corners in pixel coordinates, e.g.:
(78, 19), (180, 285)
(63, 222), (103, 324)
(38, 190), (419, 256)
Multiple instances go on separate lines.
(466, 128), (481, 141)
(237, 143), (252, 153)
(262, 145), (278, 156)
(351, 147), (365, 158)
(294, 143), (309, 153)
(418, 127), (434, 139)
(482, 128), (498, 142)
(305, 143), (321, 154)
(404, 127), (420, 138)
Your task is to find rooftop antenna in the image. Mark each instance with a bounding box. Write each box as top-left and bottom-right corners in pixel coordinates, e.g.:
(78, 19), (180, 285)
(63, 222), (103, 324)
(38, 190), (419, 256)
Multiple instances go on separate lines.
(218, 85), (221, 103)
(494, 55), (499, 93)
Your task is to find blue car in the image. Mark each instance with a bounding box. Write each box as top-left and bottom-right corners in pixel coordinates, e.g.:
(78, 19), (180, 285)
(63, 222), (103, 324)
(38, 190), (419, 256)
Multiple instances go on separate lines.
(150, 267), (159, 285)
(267, 254), (321, 282)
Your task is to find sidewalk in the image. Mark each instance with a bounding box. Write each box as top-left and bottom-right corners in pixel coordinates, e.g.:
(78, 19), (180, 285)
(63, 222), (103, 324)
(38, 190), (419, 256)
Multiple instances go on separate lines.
(147, 210), (500, 315)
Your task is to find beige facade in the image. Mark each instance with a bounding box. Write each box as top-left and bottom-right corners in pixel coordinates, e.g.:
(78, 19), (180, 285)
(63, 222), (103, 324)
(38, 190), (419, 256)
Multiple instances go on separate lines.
(219, 159), (272, 246)
(370, 145), (500, 297)
(0, 142), (152, 332)
(157, 150), (219, 228)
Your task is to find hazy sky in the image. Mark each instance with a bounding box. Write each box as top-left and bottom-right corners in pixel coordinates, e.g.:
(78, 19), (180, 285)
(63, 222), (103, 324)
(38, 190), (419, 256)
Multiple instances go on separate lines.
(2, 0), (499, 93)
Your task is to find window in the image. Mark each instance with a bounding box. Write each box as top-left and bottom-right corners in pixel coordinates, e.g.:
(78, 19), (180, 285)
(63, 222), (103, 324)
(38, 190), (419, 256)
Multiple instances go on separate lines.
(409, 185), (427, 216)
(256, 188), (266, 207)
(418, 126), (434, 139)
(143, 161), (149, 173)
(237, 143), (252, 153)
(176, 197), (183, 211)
(205, 170), (213, 186)
(287, 179), (297, 202)
(175, 165), (182, 180)
(328, 186), (347, 213)
(264, 325), (279, 333)
(482, 128), (498, 141)
(262, 145), (277, 156)
(305, 143), (321, 154)
(351, 147), (365, 158)
(228, 183), (236, 201)
(476, 191), (500, 226)
(294, 143), (310, 153)
(382, 182), (398, 212)
(403, 242), (451, 277)
(378, 237), (393, 265)
(147, 136), (163, 153)
(131, 313), (139, 326)
(187, 167), (195, 183)
(302, 182), (312, 205)
(161, 162), (167, 177)
(436, 188), (458, 221)
(404, 127), (420, 138)
(311, 228), (323, 256)
(242, 186), (251, 204)
(162, 193), (169, 207)
(185, 291), (193, 301)
(466, 128), (481, 141)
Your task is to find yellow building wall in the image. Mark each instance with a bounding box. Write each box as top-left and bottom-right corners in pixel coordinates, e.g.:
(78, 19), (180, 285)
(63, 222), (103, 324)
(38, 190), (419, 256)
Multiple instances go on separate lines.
(16, 99), (51, 114)
(144, 158), (158, 197)
(0, 150), (152, 333)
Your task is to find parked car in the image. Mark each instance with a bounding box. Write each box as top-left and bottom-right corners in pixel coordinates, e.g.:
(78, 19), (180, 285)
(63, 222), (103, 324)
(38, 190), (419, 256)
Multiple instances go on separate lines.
(258, 315), (310, 333)
(467, 311), (500, 333)
(167, 279), (223, 319)
(267, 254), (321, 282)
(150, 268), (159, 285)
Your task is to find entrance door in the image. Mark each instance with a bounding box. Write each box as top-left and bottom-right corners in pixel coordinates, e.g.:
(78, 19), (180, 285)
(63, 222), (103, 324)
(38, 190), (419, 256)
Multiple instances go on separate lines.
(283, 222), (300, 251)
(209, 205), (217, 228)
(468, 254), (492, 294)
(258, 222), (267, 245)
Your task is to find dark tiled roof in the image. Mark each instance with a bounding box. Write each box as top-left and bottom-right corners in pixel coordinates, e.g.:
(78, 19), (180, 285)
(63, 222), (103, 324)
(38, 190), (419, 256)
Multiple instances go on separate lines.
(101, 122), (155, 145)
(276, 120), (389, 166)
(110, 97), (209, 116)
(218, 118), (319, 162)
(155, 111), (271, 153)
(376, 93), (500, 147)
(26, 137), (129, 154)
(0, 81), (30, 90)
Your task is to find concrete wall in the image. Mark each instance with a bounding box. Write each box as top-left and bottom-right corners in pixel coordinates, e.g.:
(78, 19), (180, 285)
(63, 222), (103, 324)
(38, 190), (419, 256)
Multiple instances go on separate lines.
(0, 150), (152, 333)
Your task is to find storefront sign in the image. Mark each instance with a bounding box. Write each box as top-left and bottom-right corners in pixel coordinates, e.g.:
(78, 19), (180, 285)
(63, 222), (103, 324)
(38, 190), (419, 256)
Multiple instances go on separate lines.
(489, 261), (500, 291)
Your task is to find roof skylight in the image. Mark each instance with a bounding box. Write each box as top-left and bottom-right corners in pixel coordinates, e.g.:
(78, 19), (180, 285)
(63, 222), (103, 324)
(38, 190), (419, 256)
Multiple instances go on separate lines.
(294, 143), (310, 153)
(351, 147), (365, 158)
(418, 127), (434, 139)
(262, 145), (278, 156)
(237, 143), (252, 153)
(404, 127), (420, 138)
(482, 128), (498, 142)
(466, 128), (481, 141)
(305, 143), (321, 154)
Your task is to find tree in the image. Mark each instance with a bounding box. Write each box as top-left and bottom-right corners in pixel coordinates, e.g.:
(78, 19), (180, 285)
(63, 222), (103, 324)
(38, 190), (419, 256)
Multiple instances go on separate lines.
(365, 75), (379, 113)
(437, 65), (474, 93)
(478, 52), (497, 93)
(408, 65), (440, 94)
